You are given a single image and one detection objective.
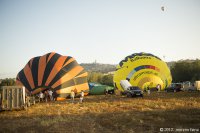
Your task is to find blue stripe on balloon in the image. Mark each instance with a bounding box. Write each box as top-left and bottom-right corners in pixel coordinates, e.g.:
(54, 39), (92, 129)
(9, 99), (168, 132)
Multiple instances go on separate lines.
(126, 65), (159, 80)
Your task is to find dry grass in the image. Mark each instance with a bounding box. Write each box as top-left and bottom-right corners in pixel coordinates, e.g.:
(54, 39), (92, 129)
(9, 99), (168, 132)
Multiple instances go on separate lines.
(0, 92), (200, 133)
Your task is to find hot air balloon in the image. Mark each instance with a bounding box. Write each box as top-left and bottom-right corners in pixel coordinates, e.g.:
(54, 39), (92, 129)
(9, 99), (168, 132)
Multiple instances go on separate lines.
(113, 52), (172, 91)
(161, 6), (165, 11)
(16, 52), (89, 100)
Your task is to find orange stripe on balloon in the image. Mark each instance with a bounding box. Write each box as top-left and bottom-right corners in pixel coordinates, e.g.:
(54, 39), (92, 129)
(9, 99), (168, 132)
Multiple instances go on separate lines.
(62, 57), (75, 67)
(75, 72), (88, 78)
(45, 56), (67, 86)
(16, 80), (22, 86)
(56, 83), (89, 95)
(74, 83), (89, 96)
(52, 66), (84, 88)
(23, 64), (35, 89)
(56, 86), (76, 94)
(47, 52), (55, 63)
(32, 88), (46, 94)
(29, 58), (34, 68)
(38, 55), (47, 86)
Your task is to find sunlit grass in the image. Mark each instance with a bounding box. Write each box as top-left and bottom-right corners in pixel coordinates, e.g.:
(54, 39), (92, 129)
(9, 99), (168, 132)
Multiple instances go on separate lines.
(0, 91), (200, 132)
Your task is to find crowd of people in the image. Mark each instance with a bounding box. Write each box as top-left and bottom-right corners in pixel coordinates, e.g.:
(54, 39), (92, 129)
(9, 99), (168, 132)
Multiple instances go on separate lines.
(38, 88), (85, 103)
(70, 89), (84, 103)
(38, 89), (54, 102)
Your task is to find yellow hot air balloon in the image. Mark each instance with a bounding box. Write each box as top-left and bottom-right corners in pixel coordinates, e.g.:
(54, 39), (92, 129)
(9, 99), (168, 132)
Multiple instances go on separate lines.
(113, 53), (172, 91)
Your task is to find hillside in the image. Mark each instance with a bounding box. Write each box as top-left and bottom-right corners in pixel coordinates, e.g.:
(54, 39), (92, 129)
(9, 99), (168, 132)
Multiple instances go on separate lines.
(81, 59), (198, 73)
(80, 63), (116, 73)
(81, 62), (173, 73)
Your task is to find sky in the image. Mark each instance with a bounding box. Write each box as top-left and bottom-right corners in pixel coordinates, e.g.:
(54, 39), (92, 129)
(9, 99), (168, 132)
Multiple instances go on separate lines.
(0, 0), (200, 78)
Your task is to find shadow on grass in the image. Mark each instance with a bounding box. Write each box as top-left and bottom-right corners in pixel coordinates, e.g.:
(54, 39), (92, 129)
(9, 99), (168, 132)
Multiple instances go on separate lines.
(28, 91), (200, 105)
(83, 91), (200, 103)
(0, 108), (200, 133)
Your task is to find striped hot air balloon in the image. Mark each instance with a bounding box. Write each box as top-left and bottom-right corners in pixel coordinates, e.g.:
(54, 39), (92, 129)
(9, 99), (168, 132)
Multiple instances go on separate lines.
(16, 52), (89, 100)
(113, 52), (172, 91)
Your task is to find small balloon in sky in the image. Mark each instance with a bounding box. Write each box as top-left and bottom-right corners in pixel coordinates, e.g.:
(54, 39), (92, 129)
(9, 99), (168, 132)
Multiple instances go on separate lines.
(161, 6), (165, 11)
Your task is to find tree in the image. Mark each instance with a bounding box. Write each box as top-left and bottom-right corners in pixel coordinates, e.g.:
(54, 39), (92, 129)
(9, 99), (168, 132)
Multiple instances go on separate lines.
(88, 72), (103, 83)
(171, 60), (200, 82)
(87, 72), (114, 86)
(0, 78), (16, 86)
(100, 74), (113, 86)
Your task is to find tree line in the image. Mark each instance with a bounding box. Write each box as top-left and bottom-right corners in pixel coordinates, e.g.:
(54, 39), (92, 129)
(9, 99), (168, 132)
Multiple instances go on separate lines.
(81, 63), (116, 73)
(87, 72), (114, 86)
(88, 59), (200, 86)
(171, 59), (200, 82)
(0, 78), (16, 86)
(0, 60), (199, 87)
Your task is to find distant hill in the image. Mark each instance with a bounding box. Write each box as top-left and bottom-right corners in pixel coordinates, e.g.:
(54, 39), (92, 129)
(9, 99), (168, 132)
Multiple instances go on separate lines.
(81, 59), (199, 73)
(80, 63), (116, 73)
(167, 59), (198, 68)
(81, 62), (173, 73)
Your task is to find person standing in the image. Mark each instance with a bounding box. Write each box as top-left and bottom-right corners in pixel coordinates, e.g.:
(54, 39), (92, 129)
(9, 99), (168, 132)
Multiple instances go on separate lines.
(52, 91), (57, 101)
(80, 90), (84, 103)
(74, 88), (77, 97)
(44, 90), (49, 102)
(70, 90), (75, 103)
(39, 92), (44, 102)
(147, 86), (150, 95)
(48, 90), (53, 101)
(157, 84), (161, 92)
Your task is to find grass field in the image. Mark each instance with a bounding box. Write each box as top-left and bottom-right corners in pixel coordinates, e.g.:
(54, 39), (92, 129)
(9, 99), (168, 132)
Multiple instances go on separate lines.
(0, 92), (200, 133)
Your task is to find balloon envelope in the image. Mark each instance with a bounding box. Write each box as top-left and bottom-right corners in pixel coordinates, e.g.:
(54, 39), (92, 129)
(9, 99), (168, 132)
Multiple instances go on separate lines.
(113, 53), (172, 91)
(16, 52), (89, 100)
(161, 6), (165, 11)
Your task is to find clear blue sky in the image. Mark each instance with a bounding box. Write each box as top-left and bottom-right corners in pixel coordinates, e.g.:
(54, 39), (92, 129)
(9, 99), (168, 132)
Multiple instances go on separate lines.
(0, 0), (200, 78)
